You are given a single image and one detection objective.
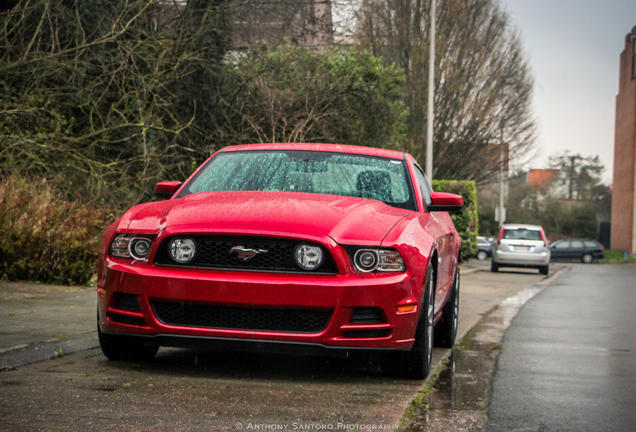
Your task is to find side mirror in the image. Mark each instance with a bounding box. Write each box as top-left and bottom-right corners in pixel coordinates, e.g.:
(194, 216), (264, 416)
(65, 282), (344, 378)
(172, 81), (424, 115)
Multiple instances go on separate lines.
(154, 181), (182, 200)
(428, 192), (464, 213)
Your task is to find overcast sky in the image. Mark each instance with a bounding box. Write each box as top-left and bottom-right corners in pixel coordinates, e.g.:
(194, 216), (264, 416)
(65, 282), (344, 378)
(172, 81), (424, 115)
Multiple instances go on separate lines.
(499, 0), (636, 185)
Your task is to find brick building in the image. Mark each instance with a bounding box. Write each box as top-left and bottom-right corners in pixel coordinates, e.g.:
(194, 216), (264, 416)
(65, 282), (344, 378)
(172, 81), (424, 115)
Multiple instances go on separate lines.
(611, 26), (636, 254)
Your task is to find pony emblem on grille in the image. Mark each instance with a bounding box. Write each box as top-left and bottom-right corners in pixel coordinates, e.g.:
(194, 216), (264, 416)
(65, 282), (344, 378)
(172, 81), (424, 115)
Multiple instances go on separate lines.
(229, 246), (268, 261)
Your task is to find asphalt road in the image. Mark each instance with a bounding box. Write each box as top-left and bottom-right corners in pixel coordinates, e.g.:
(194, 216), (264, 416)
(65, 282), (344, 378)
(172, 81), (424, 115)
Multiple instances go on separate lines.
(486, 263), (636, 432)
(0, 263), (564, 431)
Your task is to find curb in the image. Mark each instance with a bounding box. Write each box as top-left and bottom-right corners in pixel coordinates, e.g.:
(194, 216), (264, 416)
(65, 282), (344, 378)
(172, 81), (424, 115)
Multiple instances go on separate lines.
(0, 332), (98, 370)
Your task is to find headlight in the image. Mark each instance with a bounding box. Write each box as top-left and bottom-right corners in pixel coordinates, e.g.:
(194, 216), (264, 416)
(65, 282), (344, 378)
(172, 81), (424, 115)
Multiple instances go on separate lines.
(169, 238), (197, 263)
(109, 234), (155, 260)
(294, 244), (324, 270)
(354, 249), (379, 272)
(353, 248), (405, 273)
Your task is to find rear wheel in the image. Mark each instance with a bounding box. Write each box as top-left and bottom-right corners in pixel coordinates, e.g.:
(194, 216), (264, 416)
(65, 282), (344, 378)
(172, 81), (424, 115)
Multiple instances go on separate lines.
(477, 251), (488, 261)
(582, 253), (593, 264)
(98, 314), (158, 362)
(435, 267), (459, 348)
(539, 265), (549, 275)
(384, 263), (435, 380)
(491, 261), (499, 272)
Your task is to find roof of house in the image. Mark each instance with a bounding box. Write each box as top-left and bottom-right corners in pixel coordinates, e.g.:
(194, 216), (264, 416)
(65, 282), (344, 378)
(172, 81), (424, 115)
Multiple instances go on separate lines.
(527, 169), (560, 189)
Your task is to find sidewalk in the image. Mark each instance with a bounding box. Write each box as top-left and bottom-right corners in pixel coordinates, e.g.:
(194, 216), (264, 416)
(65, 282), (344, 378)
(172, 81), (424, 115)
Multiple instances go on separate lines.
(0, 282), (97, 369)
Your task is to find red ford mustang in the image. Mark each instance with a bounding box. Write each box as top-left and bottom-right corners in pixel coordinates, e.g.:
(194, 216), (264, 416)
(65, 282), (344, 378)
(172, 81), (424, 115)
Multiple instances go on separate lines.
(97, 143), (463, 379)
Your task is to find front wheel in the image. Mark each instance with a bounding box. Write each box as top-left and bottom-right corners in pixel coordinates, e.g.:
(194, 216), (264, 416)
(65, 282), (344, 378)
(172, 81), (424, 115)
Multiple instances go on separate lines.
(384, 263), (435, 380)
(98, 315), (158, 362)
(435, 267), (459, 348)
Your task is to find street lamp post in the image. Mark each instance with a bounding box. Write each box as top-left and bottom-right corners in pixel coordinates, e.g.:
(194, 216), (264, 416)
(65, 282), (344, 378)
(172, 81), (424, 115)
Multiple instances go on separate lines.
(426, 0), (435, 181)
(498, 76), (507, 228)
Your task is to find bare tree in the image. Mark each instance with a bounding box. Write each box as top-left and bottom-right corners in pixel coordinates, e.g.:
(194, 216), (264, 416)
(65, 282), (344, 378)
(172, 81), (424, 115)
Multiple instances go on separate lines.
(354, 0), (537, 182)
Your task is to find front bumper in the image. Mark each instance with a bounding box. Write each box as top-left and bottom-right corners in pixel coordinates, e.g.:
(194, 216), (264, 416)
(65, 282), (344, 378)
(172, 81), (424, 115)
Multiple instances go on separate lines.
(98, 258), (423, 351)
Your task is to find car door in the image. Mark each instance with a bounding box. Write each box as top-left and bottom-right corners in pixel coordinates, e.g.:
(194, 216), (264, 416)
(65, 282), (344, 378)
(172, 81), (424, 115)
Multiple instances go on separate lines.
(568, 240), (585, 260)
(551, 240), (570, 260)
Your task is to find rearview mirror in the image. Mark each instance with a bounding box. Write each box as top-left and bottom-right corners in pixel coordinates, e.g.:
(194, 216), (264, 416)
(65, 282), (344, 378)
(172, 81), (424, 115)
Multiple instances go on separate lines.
(427, 192), (464, 213)
(154, 181), (182, 200)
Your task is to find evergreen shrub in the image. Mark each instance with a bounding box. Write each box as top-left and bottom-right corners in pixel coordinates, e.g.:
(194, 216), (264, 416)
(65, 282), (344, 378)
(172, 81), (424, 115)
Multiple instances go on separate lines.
(432, 180), (478, 261)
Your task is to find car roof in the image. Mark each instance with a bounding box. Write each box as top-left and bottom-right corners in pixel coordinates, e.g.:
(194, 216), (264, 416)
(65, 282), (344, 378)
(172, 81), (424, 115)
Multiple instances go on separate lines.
(219, 143), (406, 160)
(502, 224), (544, 231)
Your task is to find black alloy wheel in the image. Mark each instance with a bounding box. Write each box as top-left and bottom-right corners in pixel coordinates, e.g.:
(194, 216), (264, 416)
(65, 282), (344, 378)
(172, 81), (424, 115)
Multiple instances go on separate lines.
(435, 266), (459, 348)
(385, 262), (435, 380)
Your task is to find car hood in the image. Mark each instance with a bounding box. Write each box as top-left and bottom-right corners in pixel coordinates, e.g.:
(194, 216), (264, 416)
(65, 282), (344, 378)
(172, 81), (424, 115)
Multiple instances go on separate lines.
(124, 191), (410, 245)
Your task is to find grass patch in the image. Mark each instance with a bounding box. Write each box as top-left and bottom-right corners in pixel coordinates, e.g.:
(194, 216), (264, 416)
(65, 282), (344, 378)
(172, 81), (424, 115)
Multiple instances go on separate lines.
(600, 250), (636, 263)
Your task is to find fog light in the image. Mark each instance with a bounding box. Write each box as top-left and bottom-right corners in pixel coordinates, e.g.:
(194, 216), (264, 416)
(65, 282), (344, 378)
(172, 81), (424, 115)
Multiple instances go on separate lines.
(294, 244), (324, 270)
(169, 238), (196, 263)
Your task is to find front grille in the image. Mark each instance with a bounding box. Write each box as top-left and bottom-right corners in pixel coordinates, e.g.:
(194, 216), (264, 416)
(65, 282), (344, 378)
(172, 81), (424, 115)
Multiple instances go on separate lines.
(151, 301), (333, 333)
(154, 236), (339, 274)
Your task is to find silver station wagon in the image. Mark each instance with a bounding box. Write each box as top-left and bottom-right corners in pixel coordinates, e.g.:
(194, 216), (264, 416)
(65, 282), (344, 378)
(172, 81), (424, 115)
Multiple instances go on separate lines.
(491, 224), (550, 275)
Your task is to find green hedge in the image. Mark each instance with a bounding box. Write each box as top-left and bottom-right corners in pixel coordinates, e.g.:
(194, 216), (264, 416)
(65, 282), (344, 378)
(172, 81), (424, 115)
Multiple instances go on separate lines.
(432, 180), (478, 261)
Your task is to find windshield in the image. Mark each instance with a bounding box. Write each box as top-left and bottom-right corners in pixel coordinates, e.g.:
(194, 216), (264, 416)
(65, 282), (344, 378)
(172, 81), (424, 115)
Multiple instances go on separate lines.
(178, 150), (415, 210)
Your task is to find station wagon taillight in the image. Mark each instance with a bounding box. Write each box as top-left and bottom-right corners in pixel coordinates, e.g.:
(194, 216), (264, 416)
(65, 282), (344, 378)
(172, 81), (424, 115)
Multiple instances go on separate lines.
(497, 227), (505, 245)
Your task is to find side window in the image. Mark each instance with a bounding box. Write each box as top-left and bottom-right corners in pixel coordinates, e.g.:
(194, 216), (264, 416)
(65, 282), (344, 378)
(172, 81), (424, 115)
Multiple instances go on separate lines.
(554, 241), (570, 249)
(412, 164), (432, 207)
(571, 240), (584, 249)
(584, 241), (597, 248)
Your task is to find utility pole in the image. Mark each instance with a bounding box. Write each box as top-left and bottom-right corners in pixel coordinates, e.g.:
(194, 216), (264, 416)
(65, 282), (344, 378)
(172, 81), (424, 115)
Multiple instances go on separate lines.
(425, 0), (435, 181)
(497, 76), (506, 228)
(498, 121), (506, 228)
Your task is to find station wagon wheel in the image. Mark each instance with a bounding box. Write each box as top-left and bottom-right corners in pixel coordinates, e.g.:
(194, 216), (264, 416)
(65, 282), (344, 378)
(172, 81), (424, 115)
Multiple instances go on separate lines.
(434, 266), (459, 348)
(582, 253), (593, 264)
(384, 262), (435, 380)
(477, 251), (488, 261)
(97, 312), (158, 362)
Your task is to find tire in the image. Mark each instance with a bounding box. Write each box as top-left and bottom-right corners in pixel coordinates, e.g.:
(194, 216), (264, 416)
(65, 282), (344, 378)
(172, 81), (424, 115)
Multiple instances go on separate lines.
(435, 266), (459, 348)
(477, 251), (488, 261)
(491, 261), (499, 272)
(582, 253), (593, 264)
(384, 262), (435, 380)
(98, 314), (158, 362)
(539, 265), (549, 275)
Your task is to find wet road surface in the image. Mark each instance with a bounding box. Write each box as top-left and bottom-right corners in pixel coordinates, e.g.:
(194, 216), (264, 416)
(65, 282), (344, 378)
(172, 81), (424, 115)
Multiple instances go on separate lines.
(486, 263), (636, 431)
(0, 264), (564, 431)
